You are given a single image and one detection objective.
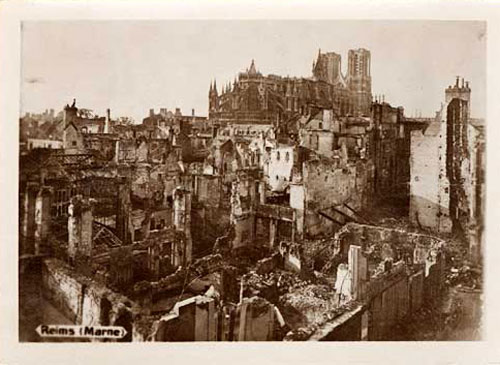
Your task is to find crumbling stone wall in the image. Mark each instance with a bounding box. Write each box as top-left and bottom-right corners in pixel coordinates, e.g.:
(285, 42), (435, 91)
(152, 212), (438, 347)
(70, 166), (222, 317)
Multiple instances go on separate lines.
(154, 295), (218, 341)
(285, 223), (446, 341)
(302, 159), (374, 238)
(190, 174), (232, 256)
(41, 258), (141, 341)
(233, 296), (276, 341)
(194, 175), (223, 207)
(409, 120), (452, 233)
(408, 270), (424, 313)
(68, 196), (94, 262)
(368, 267), (409, 340)
(332, 224), (445, 340)
(173, 187), (193, 265)
(410, 79), (477, 238)
(42, 259), (84, 323)
(330, 223), (443, 265)
(136, 254), (224, 298)
(230, 179), (256, 248)
(312, 305), (365, 341)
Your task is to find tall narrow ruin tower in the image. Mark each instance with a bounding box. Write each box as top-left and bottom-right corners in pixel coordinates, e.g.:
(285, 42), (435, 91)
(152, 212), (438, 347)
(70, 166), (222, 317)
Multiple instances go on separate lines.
(347, 48), (372, 116)
(445, 77), (471, 237)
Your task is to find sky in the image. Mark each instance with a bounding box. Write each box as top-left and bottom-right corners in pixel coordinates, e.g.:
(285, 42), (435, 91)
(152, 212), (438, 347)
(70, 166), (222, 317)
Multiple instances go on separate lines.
(21, 20), (486, 122)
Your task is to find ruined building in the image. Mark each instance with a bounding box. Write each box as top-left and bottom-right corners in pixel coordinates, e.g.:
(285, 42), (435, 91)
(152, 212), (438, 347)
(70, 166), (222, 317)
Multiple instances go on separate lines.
(370, 100), (428, 204)
(410, 77), (485, 262)
(19, 58), (482, 342)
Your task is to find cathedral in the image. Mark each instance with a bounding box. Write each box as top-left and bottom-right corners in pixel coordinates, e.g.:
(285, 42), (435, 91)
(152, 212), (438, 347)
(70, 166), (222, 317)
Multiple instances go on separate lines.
(208, 48), (372, 126)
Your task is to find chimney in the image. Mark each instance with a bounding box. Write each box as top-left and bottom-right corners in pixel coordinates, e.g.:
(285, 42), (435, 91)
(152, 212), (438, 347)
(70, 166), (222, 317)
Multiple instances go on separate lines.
(192, 108), (195, 117)
(461, 78), (465, 88)
(104, 108), (110, 134)
(149, 108), (154, 117)
(456, 76), (460, 87)
(466, 81), (470, 89)
(175, 108), (181, 116)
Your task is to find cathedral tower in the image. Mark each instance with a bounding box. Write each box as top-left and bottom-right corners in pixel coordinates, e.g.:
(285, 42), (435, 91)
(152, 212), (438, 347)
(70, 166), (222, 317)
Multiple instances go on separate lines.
(347, 48), (372, 116)
(209, 80), (219, 115)
(312, 49), (343, 85)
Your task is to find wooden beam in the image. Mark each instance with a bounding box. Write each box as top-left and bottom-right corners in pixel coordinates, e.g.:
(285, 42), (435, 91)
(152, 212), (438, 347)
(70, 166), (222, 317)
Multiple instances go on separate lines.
(317, 210), (344, 226)
(343, 203), (370, 224)
(331, 206), (358, 223)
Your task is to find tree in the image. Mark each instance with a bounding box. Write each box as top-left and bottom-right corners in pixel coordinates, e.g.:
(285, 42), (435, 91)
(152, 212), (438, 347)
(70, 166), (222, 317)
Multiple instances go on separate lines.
(77, 108), (95, 119)
(117, 116), (135, 126)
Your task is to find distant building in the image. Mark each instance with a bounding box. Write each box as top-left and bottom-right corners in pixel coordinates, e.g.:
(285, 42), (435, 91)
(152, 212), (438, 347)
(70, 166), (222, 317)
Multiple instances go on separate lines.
(208, 49), (373, 129)
(26, 138), (63, 150)
(63, 100), (113, 135)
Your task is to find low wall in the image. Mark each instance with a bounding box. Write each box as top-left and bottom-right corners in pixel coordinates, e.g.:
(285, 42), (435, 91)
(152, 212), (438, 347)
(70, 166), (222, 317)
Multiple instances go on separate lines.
(233, 296), (275, 341)
(42, 259), (84, 323)
(299, 263), (437, 341)
(309, 304), (365, 341)
(368, 272), (409, 340)
(154, 295), (218, 341)
(367, 257), (444, 340)
(41, 258), (143, 341)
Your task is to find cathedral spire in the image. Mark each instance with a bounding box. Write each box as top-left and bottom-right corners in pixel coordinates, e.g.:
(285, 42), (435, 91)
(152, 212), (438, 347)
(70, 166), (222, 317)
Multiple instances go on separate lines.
(249, 59), (257, 75)
(313, 49), (322, 72)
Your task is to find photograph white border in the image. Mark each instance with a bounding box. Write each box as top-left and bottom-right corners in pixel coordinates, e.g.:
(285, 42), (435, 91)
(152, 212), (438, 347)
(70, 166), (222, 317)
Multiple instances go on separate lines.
(1, 1), (499, 364)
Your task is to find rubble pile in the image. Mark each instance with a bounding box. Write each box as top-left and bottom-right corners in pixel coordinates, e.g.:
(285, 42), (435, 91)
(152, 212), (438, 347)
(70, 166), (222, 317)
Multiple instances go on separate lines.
(255, 252), (281, 275)
(134, 254), (224, 295)
(376, 217), (415, 232)
(282, 300), (360, 341)
(300, 237), (338, 272)
(279, 284), (338, 327)
(227, 245), (272, 272)
(444, 238), (482, 290)
(244, 269), (309, 299)
(446, 265), (482, 290)
(190, 253), (223, 277)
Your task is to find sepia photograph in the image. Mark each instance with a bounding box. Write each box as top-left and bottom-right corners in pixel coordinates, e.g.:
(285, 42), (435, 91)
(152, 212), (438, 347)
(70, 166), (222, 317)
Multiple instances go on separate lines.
(16, 18), (487, 344)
